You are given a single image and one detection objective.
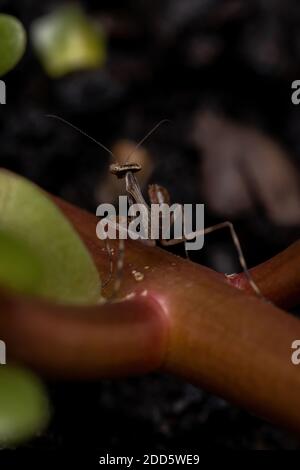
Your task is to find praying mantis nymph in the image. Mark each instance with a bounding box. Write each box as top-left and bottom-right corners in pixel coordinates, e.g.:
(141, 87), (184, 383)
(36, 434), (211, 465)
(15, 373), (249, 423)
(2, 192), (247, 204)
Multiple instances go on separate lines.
(47, 115), (263, 299)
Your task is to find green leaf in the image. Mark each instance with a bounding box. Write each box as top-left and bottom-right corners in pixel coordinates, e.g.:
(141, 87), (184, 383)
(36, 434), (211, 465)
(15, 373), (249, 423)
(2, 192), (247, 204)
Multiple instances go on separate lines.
(31, 5), (106, 78)
(0, 170), (101, 305)
(0, 366), (50, 446)
(0, 230), (42, 296)
(0, 14), (26, 76)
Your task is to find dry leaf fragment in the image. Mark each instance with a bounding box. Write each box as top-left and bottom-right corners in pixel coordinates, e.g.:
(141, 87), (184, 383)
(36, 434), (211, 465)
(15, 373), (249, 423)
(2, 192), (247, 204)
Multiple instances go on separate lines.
(193, 110), (300, 226)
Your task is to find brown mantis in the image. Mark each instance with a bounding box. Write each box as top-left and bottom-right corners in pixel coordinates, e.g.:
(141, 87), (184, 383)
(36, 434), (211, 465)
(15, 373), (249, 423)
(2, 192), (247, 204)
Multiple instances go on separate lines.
(47, 115), (263, 299)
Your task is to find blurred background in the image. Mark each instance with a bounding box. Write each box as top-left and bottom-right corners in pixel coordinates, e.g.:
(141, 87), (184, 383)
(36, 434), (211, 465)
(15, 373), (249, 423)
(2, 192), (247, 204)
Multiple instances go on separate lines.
(0, 0), (300, 452)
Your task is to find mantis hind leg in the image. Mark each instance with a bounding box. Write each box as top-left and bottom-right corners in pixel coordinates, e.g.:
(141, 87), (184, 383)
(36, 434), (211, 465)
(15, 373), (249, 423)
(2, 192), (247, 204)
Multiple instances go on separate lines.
(102, 214), (154, 300)
(148, 184), (262, 298)
(102, 237), (125, 300)
(102, 239), (114, 288)
(186, 221), (264, 299)
(101, 216), (127, 300)
(161, 221), (263, 299)
(110, 238), (125, 299)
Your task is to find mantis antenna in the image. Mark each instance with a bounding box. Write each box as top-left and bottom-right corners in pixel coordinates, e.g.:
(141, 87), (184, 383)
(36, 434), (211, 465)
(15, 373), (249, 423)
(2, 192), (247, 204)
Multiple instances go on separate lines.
(46, 114), (117, 161)
(125, 119), (171, 163)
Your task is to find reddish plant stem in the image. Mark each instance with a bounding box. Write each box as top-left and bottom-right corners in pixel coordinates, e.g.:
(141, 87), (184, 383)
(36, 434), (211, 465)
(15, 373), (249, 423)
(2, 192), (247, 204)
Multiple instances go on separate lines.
(0, 192), (300, 433)
(227, 241), (300, 309)
(0, 291), (168, 379)
(56, 197), (300, 433)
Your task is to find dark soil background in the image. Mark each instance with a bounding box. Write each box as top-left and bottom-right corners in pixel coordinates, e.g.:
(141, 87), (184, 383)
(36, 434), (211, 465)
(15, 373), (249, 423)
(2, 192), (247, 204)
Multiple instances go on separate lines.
(0, 0), (300, 453)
